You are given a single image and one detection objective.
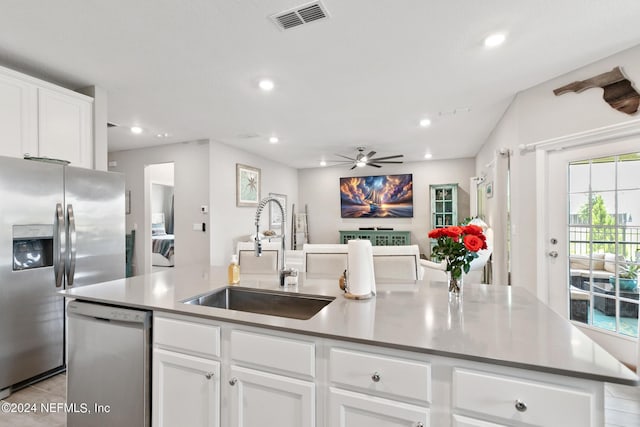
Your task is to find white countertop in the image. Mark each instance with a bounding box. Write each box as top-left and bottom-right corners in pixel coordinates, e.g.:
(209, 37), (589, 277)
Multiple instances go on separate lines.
(59, 265), (639, 386)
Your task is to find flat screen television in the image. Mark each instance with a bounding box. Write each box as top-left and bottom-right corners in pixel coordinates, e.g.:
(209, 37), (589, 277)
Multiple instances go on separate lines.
(340, 174), (413, 218)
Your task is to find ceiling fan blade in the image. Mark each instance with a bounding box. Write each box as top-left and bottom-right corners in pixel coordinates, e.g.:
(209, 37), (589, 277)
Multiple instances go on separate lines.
(349, 164), (357, 170)
(368, 163), (382, 168)
(369, 154), (404, 161)
(365, 151), (376, 159)
(335, 154), (356, 161)
(326, 159), (353, 163)
(374, 161), (403, 164)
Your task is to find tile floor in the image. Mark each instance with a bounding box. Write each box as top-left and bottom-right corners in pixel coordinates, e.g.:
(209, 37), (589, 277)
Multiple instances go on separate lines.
(1, 373), (639, 426)
(0, 374), (66, 427)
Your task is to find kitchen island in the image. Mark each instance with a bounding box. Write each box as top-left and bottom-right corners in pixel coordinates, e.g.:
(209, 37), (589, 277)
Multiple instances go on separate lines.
(61, 266), (639, 427)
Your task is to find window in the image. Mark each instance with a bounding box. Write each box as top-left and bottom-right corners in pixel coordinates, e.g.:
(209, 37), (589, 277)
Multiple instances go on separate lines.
(568, 153), (640, 338)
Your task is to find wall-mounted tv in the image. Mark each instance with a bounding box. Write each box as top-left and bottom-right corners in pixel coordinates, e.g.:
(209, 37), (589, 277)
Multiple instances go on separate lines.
(340, 174), (413, 218)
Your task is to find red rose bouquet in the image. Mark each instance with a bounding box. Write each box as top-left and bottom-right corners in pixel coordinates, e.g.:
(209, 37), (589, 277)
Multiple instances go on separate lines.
(428, 224), (487, 294)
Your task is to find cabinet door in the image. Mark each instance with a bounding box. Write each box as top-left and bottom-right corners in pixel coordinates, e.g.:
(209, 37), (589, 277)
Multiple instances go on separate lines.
(0, 73), (37, 158)
(329, 387), (429, 427)
(228, 365), (315, 427)
(153, 349), (220, 427)
(38, 87), (92, 168)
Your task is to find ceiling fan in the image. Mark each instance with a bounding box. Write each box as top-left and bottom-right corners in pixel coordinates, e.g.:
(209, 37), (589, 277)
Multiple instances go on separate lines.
(329, 146), (404, 169)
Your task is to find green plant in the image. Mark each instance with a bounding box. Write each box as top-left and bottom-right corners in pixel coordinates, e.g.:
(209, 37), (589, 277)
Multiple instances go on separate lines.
(619, 264), (638, 280)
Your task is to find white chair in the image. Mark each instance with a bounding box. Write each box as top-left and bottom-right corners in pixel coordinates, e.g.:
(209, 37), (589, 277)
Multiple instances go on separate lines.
(237, 241), (281, 274)
(302, 244), (348, 277)
(420, 227), (494, 284)
(372, 245), (423, 281)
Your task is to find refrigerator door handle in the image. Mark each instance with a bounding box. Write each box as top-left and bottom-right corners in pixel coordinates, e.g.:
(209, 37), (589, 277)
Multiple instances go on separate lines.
(54, 203), (66, 288)
(66, 204), (77, 287)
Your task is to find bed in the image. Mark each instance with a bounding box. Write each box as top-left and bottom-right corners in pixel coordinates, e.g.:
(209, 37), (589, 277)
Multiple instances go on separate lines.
(151, 213), (175, 267)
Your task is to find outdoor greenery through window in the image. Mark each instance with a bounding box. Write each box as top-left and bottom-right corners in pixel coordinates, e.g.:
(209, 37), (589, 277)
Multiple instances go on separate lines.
(568, 153), (639, 338)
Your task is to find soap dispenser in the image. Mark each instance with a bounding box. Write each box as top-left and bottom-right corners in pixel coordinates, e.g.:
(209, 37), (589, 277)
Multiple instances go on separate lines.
(228, 254), (240, 284)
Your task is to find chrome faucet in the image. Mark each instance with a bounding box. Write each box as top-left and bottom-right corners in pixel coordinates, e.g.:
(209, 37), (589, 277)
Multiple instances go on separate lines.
(254, 196), (297, 286)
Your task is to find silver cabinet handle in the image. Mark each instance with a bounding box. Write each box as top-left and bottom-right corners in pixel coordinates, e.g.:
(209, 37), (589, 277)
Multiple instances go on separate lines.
(205, 372), (214, 380)
(66, 204), (77, 287)
(548, 251), (558, 258)
(229, 377), (238, 386)
(54, 203), (65, 288)
(515, 399), (527, 412)
(371, 372), (381, 382)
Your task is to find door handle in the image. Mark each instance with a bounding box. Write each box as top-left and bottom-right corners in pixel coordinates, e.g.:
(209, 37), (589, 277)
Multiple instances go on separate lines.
(66, 204), (77, 287)
(548, 251), (559, 258)
(54, 203), (66, 288)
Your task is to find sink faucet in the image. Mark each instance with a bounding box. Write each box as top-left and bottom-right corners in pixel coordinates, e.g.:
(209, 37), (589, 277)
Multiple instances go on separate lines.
(254, 196), (297, 286)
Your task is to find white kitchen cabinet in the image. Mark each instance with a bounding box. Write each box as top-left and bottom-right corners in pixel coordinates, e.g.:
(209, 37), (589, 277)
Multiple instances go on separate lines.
(452, 414), (506, 427)
(452, 368), (596, 427)
(329, 387), (429, 427)
(228, 365), (315, 427)
(0, 65), (93, 168)
(38, 88), (92, 168)
(328, 347), (430, 427)
(153, 348), (220, 427)
(150, 313), (603, 427)
(0, 72), (37, 158)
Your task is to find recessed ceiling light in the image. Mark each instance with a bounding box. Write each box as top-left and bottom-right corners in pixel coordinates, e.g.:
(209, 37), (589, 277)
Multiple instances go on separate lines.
(419, 118), (431, 128)
(484, 33), (506, 48)
(269, 136), (279, 144)
(130, 126), (143, 134)
(424, 153), (433, 159)
(320, 160), (327, 167)
(259, 79), (275, 91)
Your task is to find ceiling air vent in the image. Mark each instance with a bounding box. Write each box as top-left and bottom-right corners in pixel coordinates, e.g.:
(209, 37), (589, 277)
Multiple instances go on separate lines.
(271, 1), (329, 31)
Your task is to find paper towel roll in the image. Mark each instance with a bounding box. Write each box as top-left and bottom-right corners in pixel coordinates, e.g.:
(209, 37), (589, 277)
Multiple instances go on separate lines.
(347, 240), (376, 297)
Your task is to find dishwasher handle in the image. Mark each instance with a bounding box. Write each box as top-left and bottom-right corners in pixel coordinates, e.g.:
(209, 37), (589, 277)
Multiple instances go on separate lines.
(67, 301), (150, 325)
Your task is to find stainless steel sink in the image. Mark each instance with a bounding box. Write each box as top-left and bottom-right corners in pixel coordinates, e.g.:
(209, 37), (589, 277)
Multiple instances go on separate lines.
(182, 286), (335, 320)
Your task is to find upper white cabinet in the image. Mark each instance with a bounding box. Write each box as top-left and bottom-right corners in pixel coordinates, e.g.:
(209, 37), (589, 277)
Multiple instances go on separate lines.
(38, 88), (92, 168)
(0, 72), (37, 158)
(0, 65), (93, 168)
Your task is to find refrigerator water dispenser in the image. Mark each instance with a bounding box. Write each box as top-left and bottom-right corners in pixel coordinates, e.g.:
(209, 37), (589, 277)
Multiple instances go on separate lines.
(12, 225), (54, 271)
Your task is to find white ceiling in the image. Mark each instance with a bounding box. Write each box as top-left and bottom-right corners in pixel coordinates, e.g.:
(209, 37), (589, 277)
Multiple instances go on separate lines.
(1, 0), (640, 169)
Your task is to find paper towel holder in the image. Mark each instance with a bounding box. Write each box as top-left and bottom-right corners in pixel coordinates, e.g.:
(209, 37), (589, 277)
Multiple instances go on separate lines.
(339, 269), (375, 300)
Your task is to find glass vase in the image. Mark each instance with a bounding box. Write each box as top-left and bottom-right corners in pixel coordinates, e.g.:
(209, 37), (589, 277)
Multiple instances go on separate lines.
(447, 270), (463, 297)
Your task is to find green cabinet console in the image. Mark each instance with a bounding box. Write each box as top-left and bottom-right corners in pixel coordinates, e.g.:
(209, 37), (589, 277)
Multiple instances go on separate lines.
(339, 230), (411, 246)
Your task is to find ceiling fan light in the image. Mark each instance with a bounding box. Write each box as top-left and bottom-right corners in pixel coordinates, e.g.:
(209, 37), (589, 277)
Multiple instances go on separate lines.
(356, 161), (366, 168)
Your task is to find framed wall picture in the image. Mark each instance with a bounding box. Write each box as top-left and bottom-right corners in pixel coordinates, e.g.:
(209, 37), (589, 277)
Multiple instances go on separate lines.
(486, 181), (494, 199)
(236, 164), (261, 207)
(269, 193), (287, 229)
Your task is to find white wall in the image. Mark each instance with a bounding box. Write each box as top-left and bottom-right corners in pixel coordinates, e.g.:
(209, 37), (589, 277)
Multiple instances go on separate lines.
(109, 140), (210, 274)
(476, 44), (640, 366)
(298, 158), (475, 256)
(149, 162), (175, 186)
(477, 43), (640, 295)
(209, 141), (299, 266)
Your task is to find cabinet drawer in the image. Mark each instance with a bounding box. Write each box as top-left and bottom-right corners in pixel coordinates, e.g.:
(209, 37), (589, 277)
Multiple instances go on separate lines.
(453, 368), (594, 427)
(154, 316), (220, 358)
(231, 330), (315, 378)
(329, 348), (431, 403)
(452, 414), (505, 427)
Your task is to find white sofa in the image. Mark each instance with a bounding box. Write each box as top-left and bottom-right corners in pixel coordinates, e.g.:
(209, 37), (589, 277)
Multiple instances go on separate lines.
(570, 253), (624, 289)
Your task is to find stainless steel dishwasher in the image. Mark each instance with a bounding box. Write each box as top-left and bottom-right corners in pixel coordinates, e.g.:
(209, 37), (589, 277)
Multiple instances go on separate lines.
(66, 300), (151, 427)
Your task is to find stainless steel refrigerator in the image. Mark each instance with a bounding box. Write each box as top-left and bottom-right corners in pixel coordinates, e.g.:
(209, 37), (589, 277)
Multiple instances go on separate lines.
(0, 155), (125, 396)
